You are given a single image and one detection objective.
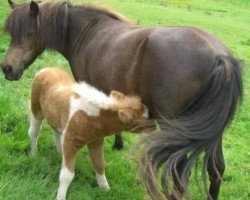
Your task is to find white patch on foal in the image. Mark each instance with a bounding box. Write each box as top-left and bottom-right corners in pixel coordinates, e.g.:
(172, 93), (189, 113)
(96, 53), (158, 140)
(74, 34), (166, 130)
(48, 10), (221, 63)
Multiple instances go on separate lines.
(57, 168), (75, 200)
(95, 171), (110, 191)
(53, 130), (62, 153)
(143, 105), (149, 119)
(69, 96), (101, 118)
(69, 81), (115, 118)
(72, 82), (113, 109)
(28, 112), (42, 155)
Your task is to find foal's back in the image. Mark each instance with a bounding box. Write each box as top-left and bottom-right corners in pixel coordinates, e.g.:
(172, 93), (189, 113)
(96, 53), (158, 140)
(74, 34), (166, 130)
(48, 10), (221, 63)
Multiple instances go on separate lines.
(31, 67), (75, 122)
(32, 67), (74, 90)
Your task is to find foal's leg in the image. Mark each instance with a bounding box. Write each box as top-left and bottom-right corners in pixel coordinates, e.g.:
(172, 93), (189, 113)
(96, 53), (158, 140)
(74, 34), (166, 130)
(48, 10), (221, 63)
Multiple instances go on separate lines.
(171, 156), (188, 200)
(208, 140), (225, 200)
(56, 138), (80, 200)
(88, 138), (110, 191)
(28, 112), (42, 155)
(113, 134), (123, 150)
(53, 130), (62, 153)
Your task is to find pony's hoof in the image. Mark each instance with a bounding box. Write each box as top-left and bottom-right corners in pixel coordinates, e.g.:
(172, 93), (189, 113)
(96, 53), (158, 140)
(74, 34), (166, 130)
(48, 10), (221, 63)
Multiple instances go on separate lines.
(112, 144), (123, 151)
(113, 135), (124, 150)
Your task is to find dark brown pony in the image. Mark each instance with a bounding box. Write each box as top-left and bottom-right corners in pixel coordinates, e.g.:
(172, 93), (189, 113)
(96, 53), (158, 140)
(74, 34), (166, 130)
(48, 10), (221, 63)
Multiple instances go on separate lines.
(1, 1), (242, 199)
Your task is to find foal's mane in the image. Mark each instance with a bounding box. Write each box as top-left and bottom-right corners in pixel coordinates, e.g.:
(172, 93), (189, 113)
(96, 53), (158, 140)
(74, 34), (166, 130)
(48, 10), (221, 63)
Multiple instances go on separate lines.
(4, 0), (131, 50)
(73, 82), (142, 111)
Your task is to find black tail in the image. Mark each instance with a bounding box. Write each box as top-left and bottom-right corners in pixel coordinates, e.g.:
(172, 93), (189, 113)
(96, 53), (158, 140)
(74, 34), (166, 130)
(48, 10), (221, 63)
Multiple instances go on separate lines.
(138, 55), (243, 199)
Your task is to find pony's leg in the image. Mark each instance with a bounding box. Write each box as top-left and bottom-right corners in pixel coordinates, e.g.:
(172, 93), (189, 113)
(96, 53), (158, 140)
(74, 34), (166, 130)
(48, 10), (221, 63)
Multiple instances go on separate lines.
(88, 138), (110, 191)
(208, 140), (225, 200)
(112, 134), (123, 150)
(171, 156), (188, 200)
(28, 112), (42, 156)
(53, 130), (62, 153)
(56, 138), (80, 200)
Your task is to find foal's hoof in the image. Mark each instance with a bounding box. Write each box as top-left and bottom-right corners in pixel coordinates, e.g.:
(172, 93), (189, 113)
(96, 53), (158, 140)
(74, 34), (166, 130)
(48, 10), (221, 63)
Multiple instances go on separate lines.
(99, 184), (110, 192)
(56, 194), (66, 200)
(29, 150), (37, 156)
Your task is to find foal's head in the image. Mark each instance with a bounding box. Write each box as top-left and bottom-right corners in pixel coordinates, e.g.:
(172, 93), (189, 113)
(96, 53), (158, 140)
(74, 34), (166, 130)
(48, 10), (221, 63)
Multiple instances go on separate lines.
(110, 91), (149, 126)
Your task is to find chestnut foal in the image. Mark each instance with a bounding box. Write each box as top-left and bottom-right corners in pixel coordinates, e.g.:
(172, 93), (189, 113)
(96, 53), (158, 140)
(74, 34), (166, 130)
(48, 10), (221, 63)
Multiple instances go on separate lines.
(28, 67), (148, 200)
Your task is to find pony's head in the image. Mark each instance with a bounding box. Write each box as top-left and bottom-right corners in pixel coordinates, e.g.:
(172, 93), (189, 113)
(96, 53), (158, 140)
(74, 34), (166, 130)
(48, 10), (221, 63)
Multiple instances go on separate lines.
(1, 0), (45, 80)
(1, 0), (69, 81)
(110, 91), (149, 125)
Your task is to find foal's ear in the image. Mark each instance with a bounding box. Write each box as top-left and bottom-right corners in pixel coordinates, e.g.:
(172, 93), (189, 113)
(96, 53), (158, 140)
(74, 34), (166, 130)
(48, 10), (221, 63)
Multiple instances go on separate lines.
(30, 1), (39, 17)
(118, 109), (133, 124)
(111, 91), (125, 101)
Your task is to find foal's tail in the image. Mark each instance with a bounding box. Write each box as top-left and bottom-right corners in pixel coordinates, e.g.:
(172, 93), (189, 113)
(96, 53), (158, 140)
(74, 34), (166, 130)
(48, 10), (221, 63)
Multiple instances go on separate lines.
(138, 55), (243, 199)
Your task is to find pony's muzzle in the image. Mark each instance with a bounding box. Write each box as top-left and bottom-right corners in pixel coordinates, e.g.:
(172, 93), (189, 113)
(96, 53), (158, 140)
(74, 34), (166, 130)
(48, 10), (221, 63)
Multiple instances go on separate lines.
(2, 64), (13, 74)
(1, 63), (12, 77)
(1, 63), (21, 81)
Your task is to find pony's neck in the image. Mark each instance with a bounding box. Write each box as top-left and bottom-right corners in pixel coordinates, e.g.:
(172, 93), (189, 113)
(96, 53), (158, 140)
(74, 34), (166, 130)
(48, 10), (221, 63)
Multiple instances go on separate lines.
(41, 3), (125, 65)
(40, 2), (70, 56)
(57, 5), (119, 60)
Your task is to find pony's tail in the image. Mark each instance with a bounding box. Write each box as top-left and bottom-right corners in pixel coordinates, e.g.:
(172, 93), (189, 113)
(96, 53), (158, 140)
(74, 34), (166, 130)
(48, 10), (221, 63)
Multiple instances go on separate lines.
(138, 55), (243, 199)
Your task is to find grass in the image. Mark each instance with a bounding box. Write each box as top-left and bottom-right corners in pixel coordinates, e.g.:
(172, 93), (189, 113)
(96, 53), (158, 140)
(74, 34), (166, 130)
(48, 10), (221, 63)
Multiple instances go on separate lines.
(0, 0), (249, 199)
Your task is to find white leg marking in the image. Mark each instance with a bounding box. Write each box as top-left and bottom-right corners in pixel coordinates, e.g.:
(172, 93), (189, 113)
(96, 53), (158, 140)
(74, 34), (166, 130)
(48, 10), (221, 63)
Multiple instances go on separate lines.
(95, 171), (110, 191)
(143, 105), (149, 119)
(56, 167), (74, 200)
(28, 112), (42, 156)
(53, 131), (62, 153)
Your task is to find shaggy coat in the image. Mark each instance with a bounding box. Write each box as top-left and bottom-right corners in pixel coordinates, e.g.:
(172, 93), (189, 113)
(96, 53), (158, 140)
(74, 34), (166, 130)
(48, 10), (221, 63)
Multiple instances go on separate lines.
(28, 67), (148, 200)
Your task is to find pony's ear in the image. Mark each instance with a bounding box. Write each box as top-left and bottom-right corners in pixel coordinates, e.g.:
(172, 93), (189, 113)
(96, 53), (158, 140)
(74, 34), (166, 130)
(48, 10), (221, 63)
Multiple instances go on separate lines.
(30, 1), (39, 17)
(111, 91), (125, 101)
(8, 0), (17, 9)
(118, 109), (133, 124)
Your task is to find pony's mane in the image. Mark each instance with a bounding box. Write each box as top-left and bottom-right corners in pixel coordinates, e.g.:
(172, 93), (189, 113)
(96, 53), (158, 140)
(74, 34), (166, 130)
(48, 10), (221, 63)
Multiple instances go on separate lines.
(4, 1), (132, 38)
(4, 0), (131, 51)
(72, 82), (142, 111)
(83, 3), (132, 24)
(4, 1), (71, 49)
(41, 0), (131, 23)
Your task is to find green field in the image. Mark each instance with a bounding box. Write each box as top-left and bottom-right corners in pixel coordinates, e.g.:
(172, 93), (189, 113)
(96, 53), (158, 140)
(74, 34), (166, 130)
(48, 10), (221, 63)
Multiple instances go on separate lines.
(0, 0), (249, 199)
